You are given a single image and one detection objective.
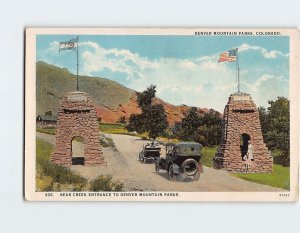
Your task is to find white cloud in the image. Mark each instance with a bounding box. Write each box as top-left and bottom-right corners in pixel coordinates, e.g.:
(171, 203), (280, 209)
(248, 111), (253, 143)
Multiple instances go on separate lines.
(80, 41), (156, 80)
(239, 43), (289, 59)
(216, 83), (238, 91)
(42, 40), (289, 111)
(49, 41), (59, 51)
(244, 74), (272, 91)
(241, 74), (288, 108)
(79, 41), (289, 110)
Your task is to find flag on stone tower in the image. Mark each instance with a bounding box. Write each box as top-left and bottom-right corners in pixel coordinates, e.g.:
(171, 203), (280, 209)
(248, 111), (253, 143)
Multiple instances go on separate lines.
(59, 38), (78, 52)
(218, 48), (238, 63)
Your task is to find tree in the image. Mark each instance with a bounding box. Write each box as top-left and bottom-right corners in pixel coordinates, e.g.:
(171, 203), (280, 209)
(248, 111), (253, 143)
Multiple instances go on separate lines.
(142, 104), (169, 139)
(118, 116), (126, 124)
(258, 97), (290, 166)
(126, 85), (168, 139)
(258, 106), (269, 134)
(196, 110), (222, 146)
(137, 84), (156, 110)
(126, 114), (145, 134)
(176, 108), (222, 146)
(178, 107), (201, 141)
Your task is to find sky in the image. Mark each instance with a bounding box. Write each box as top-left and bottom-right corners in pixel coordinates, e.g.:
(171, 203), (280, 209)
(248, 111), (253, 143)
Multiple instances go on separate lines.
(36, 35), (289, 112)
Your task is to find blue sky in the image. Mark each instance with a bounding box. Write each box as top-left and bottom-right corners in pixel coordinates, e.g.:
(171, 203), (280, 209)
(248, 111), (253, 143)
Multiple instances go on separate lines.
(36, 35), (289, 112)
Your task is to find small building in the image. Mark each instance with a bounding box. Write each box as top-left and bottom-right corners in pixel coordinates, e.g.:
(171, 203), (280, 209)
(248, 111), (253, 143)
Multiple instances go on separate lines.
(36, 115), (57, 128)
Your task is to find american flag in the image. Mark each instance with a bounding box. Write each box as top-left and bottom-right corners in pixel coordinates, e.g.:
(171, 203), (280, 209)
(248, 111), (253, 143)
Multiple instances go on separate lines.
(218, 48), (238, 63)
(59, 38), (78, 52)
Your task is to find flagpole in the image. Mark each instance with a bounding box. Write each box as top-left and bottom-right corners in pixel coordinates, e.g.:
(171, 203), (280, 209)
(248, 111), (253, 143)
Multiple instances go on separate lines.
(236, 51), (238, 91)
(76, 36), (79, 91)
(236, 49), (240, 93)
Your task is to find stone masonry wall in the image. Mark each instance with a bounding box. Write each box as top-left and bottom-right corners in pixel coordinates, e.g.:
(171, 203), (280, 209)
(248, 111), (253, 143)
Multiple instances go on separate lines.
(213, 92), (273, 173)
(51, 92), (105, 166)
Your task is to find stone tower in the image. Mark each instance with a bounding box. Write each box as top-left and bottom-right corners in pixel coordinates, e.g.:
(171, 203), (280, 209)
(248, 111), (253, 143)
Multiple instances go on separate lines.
(213, 92), (273, 173)
(51, 91), (104, 166)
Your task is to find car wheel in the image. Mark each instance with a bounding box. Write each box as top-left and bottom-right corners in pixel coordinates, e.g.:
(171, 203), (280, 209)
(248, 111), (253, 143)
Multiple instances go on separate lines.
(182, 158), (199, 176)
(168, 164), (176, 181)
(143, 157), (147, 163)
(193, 171), (200, 181)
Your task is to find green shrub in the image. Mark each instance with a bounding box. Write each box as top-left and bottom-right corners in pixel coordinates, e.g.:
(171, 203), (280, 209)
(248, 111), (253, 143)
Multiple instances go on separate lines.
(36, 170), (54, 192)
(100, 138), (110, 147)
(272, 150), (288, 166)
(100, 136), (117, 151)
(36, 139), (123, 192)
(90, 175), (123, 191)
(39, 159), (87, 185)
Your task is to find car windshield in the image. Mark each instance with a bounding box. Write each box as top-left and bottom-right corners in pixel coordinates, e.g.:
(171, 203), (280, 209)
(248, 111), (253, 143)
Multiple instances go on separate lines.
(145, 141), (160, 149)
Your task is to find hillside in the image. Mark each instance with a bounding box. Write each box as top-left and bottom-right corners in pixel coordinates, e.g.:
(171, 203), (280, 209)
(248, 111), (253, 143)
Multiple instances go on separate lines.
(36, 62), (212, 125)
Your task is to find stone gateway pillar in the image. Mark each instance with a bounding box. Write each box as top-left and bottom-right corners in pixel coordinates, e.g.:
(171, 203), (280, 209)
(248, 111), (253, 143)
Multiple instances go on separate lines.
(51, 92), (104, 166)
(213, 92), (273, 173)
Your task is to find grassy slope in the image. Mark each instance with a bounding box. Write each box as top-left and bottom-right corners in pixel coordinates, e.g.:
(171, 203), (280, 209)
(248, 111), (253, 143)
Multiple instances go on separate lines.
(201, 146), (290, 190)
(36, 61), (134, 116)
(37, 123), (134, 136)
(233, 165), (290, 190)
(36, 138), (53, 161)
(36, 139), (87, 191)
(201, 146), (217, 168)
(99, 122), (128, 134)
(36, 138), (123, 191)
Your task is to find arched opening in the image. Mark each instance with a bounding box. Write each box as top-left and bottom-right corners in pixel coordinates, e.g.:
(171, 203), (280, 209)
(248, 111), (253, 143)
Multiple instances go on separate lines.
(240, 133), (250, 160)
(71, 136), (85, 165)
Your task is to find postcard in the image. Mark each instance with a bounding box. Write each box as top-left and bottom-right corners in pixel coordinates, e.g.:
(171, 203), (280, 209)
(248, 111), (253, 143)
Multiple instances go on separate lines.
(25, 28), (299, 201)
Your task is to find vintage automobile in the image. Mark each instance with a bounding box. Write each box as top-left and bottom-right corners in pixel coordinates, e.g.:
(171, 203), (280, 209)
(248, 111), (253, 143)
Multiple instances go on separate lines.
(139, 141), (161, 163)
(155, 142), (203, 181)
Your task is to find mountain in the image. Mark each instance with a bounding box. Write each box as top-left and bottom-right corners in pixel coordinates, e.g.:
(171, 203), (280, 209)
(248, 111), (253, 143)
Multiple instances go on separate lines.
(36, 62), (212, 125)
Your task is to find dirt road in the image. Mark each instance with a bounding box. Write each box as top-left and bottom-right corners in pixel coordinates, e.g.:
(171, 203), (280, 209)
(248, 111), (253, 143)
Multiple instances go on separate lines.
(105, 134), (283, 192)
(37, 132), (283, 192)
